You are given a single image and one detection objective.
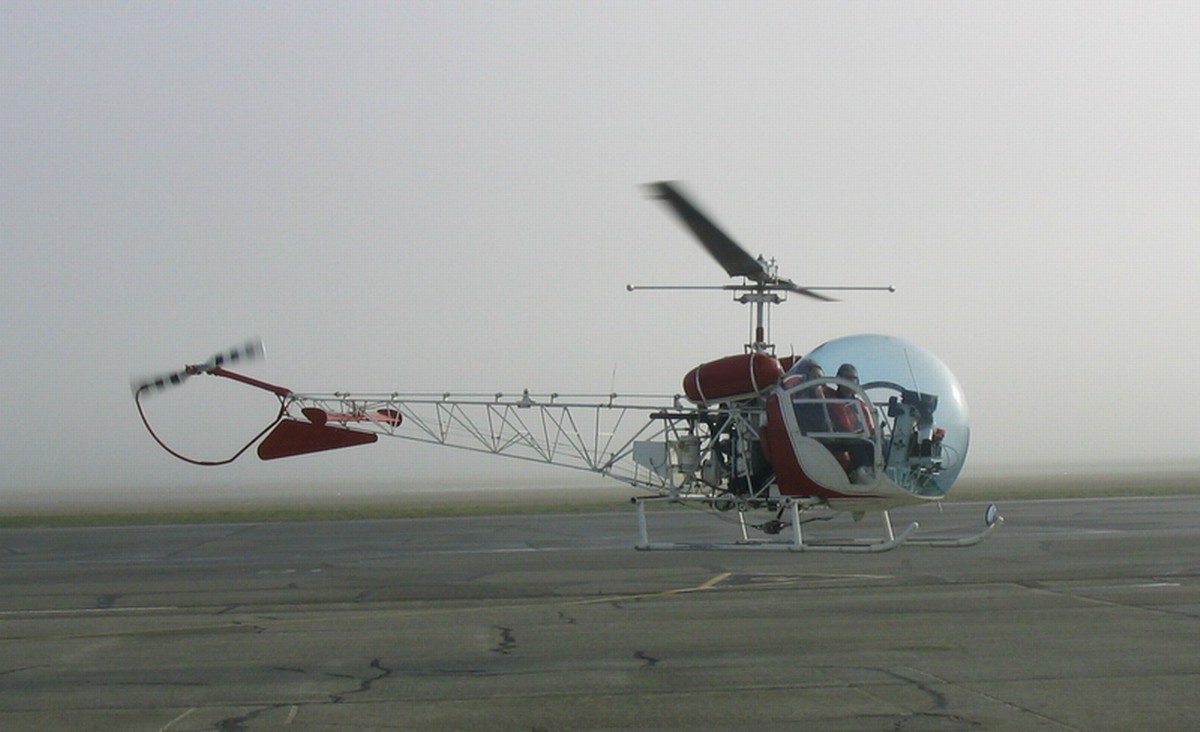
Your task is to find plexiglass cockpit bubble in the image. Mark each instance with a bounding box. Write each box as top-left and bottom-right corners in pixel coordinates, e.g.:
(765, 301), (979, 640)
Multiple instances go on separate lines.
(794, 334), (969, 497)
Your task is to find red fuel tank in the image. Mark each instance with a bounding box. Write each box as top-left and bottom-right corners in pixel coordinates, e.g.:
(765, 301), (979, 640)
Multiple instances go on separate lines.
(682, 352), (784, 404)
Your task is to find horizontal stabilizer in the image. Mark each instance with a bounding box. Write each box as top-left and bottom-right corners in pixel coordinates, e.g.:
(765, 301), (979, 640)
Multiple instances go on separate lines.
(301, 407), (402, 427)
(257, 419), (378, 461)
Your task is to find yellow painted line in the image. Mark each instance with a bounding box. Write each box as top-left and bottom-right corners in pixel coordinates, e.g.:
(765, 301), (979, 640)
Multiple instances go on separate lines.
(158, 707), (196, 731)
(695, 571), (733, 590)
(564, 572), (733, 607)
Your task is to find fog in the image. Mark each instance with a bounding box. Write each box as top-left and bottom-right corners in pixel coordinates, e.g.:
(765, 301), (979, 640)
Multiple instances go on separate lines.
(3, 2), (1198, 507)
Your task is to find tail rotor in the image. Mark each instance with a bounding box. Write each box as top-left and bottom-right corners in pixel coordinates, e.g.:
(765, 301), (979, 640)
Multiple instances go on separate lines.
(131, 338), (265, 397)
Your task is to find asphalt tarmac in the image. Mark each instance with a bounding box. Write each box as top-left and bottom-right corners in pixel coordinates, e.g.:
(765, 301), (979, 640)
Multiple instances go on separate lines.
(2, 495), (1200, 731)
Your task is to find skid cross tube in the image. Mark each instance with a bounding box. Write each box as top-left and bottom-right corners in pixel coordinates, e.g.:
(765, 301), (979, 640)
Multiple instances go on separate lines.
(633, 496), (920, 553)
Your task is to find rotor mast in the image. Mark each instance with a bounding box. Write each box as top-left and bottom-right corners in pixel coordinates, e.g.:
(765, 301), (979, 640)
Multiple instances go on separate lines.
(738, 261), (783, 352)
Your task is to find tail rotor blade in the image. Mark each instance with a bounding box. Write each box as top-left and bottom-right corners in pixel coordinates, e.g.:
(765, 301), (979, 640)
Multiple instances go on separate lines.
(131, 338), (265, 397)
(204, 338), (265, 369)
(130, 369), (192, 396)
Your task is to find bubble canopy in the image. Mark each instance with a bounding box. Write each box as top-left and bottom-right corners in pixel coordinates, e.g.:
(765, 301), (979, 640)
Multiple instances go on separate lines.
(795, 334), (970, 496)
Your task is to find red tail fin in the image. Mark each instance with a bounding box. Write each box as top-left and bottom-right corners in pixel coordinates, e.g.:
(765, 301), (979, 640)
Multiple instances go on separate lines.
(257, 419), (378, 460)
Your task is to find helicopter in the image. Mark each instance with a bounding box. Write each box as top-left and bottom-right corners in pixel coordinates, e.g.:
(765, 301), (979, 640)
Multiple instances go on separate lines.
(132, 181), (1001, 552)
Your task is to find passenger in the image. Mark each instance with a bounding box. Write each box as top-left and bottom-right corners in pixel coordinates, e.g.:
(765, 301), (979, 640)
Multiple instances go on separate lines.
(834, 363), (869, 430)
(791, 359), (832, 433)
(833, 362), (875, 482)
(801, 360), (825, 390)
(835, 363), (859, 397)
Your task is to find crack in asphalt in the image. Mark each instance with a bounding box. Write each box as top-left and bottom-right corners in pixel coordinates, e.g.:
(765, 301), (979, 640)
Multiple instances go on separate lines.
(492, 625), (517, 655)
(1016, 578), (1200, 620)
(876, 667), (947, 710)
(215, 703), (276, 731)
(330, 658), (393, 704)
(213, 658), (395, 729)
(167, 525), (259, 560)
(815, 665), (979, 731)
(633, 650), (659, 667)
(0, 666), (37, 677)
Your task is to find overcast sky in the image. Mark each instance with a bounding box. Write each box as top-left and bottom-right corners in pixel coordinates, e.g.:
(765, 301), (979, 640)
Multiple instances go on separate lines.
(3, 2), (1198, 505)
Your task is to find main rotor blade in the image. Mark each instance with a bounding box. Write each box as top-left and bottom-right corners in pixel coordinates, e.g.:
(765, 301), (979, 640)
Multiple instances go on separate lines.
(781, 281), (838, 302)
(647, 181), (768, 282)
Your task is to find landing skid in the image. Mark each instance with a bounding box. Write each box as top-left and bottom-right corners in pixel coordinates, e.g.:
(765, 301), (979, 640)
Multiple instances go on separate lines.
(906, 502), (1004, 547)
(632, 497), (1002, 553)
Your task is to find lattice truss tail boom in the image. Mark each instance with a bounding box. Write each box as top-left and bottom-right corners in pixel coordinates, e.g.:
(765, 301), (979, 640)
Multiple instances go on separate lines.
(285, 391), (699, 491)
